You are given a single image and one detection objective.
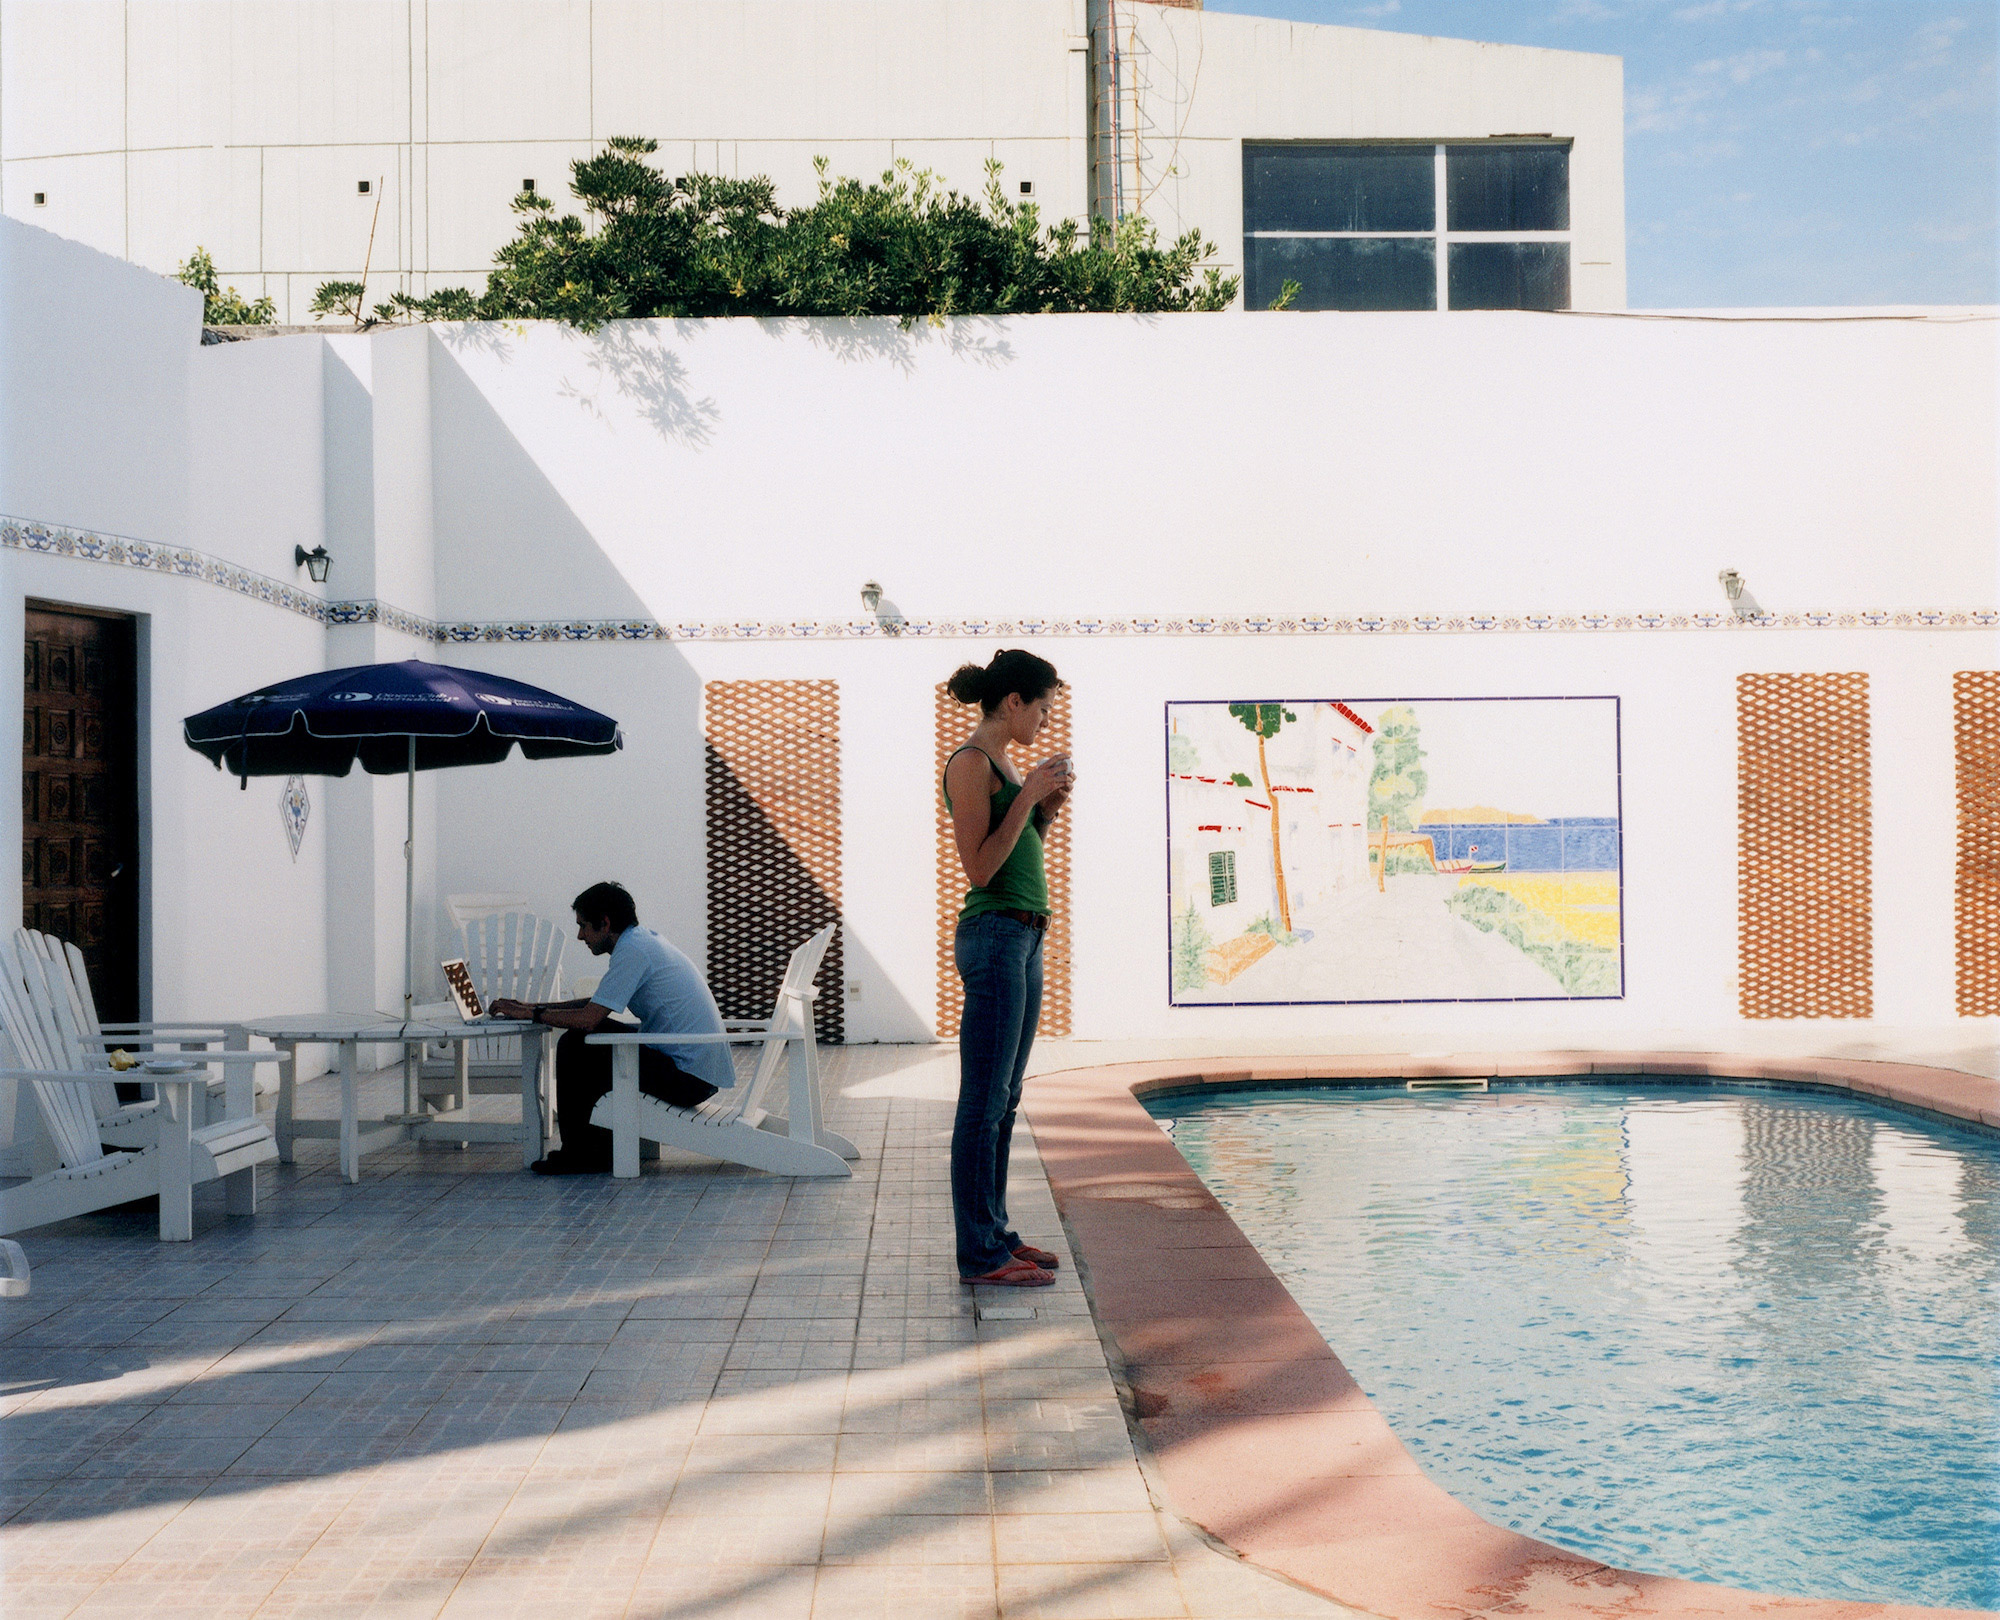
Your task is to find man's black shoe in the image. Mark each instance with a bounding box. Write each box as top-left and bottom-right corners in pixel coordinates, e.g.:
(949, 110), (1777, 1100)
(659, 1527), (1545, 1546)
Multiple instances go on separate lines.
(530, 1151), (611, 1176)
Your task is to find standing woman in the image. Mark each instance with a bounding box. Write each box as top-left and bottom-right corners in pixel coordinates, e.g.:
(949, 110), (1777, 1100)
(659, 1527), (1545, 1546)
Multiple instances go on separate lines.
(942, 649), (1074, 1287)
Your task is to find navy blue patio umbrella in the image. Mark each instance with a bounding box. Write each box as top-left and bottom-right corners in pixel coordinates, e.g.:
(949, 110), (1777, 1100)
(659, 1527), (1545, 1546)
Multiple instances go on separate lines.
(185, 659), (622, 1017)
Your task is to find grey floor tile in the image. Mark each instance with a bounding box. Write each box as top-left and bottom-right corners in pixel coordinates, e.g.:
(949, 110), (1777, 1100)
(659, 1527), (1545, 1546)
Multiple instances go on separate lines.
(0, 1050), (1305, 1620)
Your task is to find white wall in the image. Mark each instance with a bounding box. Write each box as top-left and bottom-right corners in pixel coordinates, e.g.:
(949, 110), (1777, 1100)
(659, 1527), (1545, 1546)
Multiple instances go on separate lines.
(3, 210), (1992, 1060)
(628, 626), (1978, 1045)
(1, 0), (1622, 319)
(423, 311), (1994, 627)
(0, 221), (336, 1030)
(408, 307), (1990, 1046)
(0, 216), (198, 543)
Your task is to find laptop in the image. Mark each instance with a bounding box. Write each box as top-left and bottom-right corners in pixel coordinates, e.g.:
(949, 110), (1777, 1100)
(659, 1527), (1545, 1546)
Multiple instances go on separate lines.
(440, 959), (490, 1022)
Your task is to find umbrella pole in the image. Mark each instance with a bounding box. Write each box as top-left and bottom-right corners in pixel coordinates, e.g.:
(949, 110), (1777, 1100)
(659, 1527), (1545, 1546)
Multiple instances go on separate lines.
(404, 737), (416, 1023)
(403, 737), (417, 1117)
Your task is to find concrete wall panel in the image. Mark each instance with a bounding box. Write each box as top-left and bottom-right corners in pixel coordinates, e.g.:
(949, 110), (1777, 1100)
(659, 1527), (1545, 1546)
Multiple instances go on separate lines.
(421, 141), (592, 275)
(222, 0), (412, 147)
(260, 145), (405, 280)
(0, 0), (125, 159)
(424, 0), (592, 145)
(128, 146), (264, 276)
(1, 154), (128, 259)
(125, 0), (231, 151)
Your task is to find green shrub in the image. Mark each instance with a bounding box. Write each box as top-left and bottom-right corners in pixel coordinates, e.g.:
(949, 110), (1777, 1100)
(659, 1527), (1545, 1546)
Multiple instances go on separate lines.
(177, 247), (276, 326)
(321, 141), (1239, 331)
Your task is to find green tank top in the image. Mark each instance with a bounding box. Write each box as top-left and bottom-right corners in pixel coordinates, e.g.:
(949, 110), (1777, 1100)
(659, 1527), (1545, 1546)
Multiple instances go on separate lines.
(943, 746), (1049, 920)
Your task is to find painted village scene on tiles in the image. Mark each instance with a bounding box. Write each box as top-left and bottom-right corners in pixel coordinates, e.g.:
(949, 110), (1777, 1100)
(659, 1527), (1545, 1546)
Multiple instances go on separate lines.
(1167, 697), (1624, 1004)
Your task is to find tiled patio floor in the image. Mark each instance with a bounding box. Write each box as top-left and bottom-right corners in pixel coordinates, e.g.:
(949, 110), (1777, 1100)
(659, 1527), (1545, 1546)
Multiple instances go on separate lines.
(0, 1044), (1358, 1620)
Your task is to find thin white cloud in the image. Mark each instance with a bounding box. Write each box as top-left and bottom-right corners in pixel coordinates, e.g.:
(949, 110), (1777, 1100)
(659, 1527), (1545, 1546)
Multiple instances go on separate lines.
(1350, 0), (1401, 15)
(1672, 0), (1762, 22)
(1907, 14), (1968, 70)
(1694, 48), (1790, 82)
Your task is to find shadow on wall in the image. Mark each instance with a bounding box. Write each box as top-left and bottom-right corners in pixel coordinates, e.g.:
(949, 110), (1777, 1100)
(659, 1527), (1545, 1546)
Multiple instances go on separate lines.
(427, 340), (662, 622)
(421, 340), (928, 1041)
(787, 313), (1020, 377)
(705, 749), (847, 1042)
(434, 318), (720, 448)
(545, 321), (722, 448)
(445, 313), (1025, 456)
(434, 317), (722, 461)
(424, 338), (705, 975)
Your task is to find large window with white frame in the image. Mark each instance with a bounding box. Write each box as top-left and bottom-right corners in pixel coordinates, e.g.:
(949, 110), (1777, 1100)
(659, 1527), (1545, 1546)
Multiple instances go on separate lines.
(1242, 141), (1571, 312)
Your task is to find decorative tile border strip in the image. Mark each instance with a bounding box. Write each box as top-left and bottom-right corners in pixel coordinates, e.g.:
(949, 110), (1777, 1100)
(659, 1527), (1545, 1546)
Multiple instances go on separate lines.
(4, 516), (333, 623)
(326, 597), (442, 641)
(10, 516), (1996, 641)
(435, 607), (1999, 640)
(5, 516), (443, 642)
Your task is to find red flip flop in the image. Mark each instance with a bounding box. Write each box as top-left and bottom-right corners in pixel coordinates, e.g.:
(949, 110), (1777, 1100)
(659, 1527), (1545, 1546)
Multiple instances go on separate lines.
(1011, 1244), (1061, 1270)
(962, 1257), (1054, 1287)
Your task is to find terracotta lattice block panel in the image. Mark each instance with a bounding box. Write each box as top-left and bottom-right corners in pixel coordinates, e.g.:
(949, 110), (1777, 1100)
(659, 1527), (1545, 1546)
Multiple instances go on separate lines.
(1955, 672), (2000, 1017)
(1737, 673), (1871, 1019)
(705, 680), (843, 1042)
(934, 683), (1073, 1039)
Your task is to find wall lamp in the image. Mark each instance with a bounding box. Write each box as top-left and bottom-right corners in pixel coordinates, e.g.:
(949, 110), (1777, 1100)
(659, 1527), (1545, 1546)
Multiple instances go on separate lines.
(860, 579), (906, 634)
(295, 545), (332, 584)
(1717, 568), (1762, 619)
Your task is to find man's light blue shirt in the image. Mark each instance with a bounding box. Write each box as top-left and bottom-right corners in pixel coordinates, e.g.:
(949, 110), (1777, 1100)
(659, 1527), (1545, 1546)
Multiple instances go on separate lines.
(589, 927), (734, 1092)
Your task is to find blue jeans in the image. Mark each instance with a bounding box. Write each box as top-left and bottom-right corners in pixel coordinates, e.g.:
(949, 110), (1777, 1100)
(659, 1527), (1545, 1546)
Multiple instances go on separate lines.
(951, 913), (1044, 1277)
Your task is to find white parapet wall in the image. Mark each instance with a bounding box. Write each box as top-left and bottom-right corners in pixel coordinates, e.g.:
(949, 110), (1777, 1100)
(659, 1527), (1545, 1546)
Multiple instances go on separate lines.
(1, 216), (1992, 1054)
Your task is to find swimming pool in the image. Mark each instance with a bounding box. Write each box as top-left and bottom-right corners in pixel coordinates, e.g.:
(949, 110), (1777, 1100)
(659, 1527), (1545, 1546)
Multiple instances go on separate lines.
(1147, 1082), (1999, 1610)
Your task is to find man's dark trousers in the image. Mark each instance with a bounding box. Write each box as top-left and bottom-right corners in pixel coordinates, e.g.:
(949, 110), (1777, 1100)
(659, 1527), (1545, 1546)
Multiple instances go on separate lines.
(553, 1020), (718, 1166)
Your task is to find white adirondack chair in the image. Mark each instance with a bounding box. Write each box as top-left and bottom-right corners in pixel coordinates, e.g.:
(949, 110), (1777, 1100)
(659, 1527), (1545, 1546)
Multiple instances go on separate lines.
(0, 955), (278, 1240)
(415, 910), (565, 1119)
(0, 1238), (28, 1297)
(588, 924), (857, 1179)
(445, 893), (532, 931)
(2, 930), (249, 1150)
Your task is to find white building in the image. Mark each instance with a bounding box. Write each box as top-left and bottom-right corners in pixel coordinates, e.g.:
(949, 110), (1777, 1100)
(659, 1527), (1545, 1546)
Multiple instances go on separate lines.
(0, 0), (1628, 320)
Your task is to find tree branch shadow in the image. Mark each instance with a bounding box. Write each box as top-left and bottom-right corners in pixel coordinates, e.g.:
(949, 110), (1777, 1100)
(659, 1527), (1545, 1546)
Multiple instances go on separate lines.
(556, 322), (723, 447)
(785, 314), (1018, 376)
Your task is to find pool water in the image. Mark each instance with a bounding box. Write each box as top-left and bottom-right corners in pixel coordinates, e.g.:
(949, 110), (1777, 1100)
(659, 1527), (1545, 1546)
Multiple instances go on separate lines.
(1148, 1083), (1999, 1609)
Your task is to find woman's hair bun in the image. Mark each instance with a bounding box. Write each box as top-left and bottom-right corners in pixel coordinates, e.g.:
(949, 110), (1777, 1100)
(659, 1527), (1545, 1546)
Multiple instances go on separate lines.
(945, 649), (1061, 716)
(945, 663), (989, 705)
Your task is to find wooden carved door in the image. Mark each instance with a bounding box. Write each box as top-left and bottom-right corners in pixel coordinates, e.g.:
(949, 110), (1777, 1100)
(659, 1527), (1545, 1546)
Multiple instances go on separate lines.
(23, 605), (140, 1022)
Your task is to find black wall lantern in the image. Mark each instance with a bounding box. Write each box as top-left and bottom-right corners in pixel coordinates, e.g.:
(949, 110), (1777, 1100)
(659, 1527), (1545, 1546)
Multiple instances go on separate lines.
(294, 545), (332, 583)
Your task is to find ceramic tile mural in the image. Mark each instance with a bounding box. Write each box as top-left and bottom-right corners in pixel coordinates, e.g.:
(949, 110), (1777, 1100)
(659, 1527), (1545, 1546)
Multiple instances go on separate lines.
(1167, 697), (1624, 1005)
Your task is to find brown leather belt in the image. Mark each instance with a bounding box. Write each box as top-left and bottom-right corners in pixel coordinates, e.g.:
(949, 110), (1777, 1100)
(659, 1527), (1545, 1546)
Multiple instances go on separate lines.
(994, 908), (1050, 931)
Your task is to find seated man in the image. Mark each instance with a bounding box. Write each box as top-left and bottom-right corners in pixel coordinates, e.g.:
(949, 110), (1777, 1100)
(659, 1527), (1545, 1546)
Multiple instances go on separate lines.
(492, 881), (734, 1175)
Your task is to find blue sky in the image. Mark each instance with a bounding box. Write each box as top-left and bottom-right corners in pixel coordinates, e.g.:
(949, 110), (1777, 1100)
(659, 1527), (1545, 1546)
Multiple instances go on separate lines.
(1203, 0), (1996, 306)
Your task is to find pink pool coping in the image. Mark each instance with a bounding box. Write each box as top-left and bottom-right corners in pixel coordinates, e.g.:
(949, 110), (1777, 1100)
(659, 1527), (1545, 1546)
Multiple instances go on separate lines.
(1022, 1051), (2000, 1620)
